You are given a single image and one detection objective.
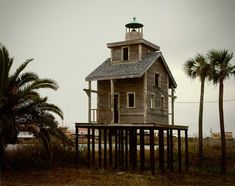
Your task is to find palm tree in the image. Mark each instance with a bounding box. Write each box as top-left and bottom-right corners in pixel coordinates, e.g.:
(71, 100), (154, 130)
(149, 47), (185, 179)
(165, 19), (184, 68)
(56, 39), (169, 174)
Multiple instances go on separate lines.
(0, 44), (67, 169)
(183, 54), (210, 162)
(208, 49), (234, 174)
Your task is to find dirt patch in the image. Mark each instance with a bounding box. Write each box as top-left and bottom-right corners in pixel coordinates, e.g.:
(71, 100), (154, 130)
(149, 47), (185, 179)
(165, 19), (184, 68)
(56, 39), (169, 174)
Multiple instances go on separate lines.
(1, 167), (235, 186)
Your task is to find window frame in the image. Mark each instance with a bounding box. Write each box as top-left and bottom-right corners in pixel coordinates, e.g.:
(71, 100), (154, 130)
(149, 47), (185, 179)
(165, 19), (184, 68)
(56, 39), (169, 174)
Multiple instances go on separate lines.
(160, 95), (164, 110)
(154, 72), (161, 88)
(127, 92), (135, 108)
(121, 46), (129, 61)
(150, 93), (155, 109)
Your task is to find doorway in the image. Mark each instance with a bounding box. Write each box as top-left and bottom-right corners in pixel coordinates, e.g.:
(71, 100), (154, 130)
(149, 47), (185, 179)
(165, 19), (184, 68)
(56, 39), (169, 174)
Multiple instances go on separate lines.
(114, 94), (119, 123)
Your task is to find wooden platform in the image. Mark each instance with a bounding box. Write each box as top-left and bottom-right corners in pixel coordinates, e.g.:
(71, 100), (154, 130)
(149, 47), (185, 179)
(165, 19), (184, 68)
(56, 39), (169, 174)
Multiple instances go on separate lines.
(75, 123), (189, 174)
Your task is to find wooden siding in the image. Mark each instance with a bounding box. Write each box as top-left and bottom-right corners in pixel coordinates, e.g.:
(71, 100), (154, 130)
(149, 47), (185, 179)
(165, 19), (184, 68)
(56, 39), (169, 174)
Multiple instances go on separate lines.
(111, 44), (140, 62)
(111, 44), (156, 63)
(146, 58), (169, 124)
(142, 45), (155, 57)
(97, 78), (144, 124)
(97, 80), (111, 123)
(97, 58), (170, 125)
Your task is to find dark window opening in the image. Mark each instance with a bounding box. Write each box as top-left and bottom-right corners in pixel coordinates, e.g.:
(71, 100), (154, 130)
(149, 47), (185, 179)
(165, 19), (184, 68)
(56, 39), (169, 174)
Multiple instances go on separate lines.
(160, 96), (164, 110)
(127, 93), (135, 108)
(123, 47), (129, 61)
(155, 73), (160, 87)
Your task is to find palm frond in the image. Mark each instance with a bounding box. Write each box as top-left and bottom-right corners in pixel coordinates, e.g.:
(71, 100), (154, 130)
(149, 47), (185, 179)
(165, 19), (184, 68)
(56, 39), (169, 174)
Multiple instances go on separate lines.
(9, 59), (33, 85)
(28, 79), (59, 91)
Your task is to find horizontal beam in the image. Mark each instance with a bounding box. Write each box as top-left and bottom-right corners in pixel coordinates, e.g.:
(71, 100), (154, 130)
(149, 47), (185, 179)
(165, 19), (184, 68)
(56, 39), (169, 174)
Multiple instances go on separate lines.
(75, 123), (188, 130)
(83, 88), (98, 94)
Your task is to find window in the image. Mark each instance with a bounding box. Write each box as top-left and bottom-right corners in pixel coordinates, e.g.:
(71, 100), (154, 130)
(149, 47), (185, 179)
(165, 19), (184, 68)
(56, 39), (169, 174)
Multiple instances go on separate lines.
(127, 92), (135, 108)
(154, 73), (161, 87)
(122, 47), (129, 61)
(160, 95), (164, 110)
(150, 93), (155, 109)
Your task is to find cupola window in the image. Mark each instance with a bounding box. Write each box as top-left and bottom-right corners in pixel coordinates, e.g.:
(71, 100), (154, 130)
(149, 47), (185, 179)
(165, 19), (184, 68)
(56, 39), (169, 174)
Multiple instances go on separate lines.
(122, 47), (129, 61)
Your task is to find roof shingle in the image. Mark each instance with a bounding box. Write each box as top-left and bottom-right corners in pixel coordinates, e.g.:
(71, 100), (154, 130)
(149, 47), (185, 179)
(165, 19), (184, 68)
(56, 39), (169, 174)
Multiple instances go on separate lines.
(85, 51), (177, 88)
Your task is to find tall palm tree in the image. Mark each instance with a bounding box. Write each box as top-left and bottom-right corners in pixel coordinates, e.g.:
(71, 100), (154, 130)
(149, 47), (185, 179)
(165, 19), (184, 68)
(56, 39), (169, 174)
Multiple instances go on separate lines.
(208, 49), (234, 174)
(0, 44), (66, 169)
(183, 54), (210, 162)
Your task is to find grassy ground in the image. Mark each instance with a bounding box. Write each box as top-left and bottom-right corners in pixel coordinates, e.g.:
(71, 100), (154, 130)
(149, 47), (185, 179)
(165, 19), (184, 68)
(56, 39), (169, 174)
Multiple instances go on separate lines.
(1, 166), (235, 186)
(1, 138), (235, 185)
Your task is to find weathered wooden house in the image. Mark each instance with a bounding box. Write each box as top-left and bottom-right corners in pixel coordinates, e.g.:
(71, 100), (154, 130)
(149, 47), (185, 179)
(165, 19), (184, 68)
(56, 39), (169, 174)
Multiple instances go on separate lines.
(85, 18), (176, 125)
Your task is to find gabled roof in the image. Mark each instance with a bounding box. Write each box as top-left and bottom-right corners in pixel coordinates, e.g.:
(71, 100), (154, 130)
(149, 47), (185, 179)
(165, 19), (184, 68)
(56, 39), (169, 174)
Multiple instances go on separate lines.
(86, 52), (177, 88)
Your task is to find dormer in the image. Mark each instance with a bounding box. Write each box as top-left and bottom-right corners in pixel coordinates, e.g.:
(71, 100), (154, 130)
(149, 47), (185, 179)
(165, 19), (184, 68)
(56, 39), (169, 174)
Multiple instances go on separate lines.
(107, 17), (160, 63)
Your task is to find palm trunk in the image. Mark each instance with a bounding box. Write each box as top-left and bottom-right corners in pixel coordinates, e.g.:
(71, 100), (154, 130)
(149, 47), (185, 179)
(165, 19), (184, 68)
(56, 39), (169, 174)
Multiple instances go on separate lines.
(198, 78), (205, 162)
(219, 80), (226, 174)
(0, 129), (5, 171)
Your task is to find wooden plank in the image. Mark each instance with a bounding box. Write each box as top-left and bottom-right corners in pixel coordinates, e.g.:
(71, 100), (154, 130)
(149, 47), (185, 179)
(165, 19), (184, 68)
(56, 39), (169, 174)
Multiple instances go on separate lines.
(166, 129), (170, 169)
(144, 72), (147, 123)
(98, 129), (102, 168)
(159, 129), (164, 173)
(178, 129), (181, 172)
(87, 128), (90, 168)
(109, 129), (113, 167)
(75, 126), (78, 169)
(125, 129), (128, 169)
(92, 128), (95, 166)
(170, 129), (174, 172)
(110, 80), (114, 123)
(104, 128), (107, 168)
(140, 128), (145, 171)
(120, 129), (124, 169)
(150, 129), (155, 174)
(88, 81), (91, 123)
(115, 130), (118, 168)
(185, 129), (189, 171)
(83, 88), (98, 94)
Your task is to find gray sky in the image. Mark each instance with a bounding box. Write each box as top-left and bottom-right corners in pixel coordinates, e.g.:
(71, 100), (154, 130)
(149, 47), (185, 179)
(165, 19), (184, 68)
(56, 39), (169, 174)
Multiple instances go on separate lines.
(0, 0), (235, 136)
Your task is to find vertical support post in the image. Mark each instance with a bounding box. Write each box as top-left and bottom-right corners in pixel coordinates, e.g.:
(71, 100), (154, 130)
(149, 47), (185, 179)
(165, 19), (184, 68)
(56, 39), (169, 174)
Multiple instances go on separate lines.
(88, 81), (91, 123)
(75, 126), (78, 168)
(140, 128), (145, 171)
(171, 87), (175, 125)
(143, 73), (147, 123)
(133, 129), (137, 169)
(109, 129), (113, 168)
(178, 129), (181, 172)
(110, 80), (114, 124)
(159, 129), (164, 173)
(115, 129), (118, 169)
(125, 129), (128, 169)
(170, 129), (174, 172)
(185, 129), (189, 171)
(167, 129), (170, 169)
(98, 128), (102, 168)
(87, 127), (90, 168)
(120, 129), (124, 169)
(129, 129), (137, 169)
(104, 128), (107, 169)
(92, 128), (95, 167)
(150, 128), (155, 175)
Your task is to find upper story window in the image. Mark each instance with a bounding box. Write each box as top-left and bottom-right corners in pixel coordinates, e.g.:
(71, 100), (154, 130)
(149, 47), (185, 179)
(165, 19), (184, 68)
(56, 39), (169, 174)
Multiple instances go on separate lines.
(127, 92), (135, 108)
(150, 93), (155, 109)
(122, 47), (129, 61)
(160, 95), (164, 110)
(154, 73), (161, 87)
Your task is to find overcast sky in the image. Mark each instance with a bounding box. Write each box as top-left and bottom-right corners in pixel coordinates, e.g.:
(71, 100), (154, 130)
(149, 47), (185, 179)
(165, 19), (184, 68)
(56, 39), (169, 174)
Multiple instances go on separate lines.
(0, 0), (235, 136)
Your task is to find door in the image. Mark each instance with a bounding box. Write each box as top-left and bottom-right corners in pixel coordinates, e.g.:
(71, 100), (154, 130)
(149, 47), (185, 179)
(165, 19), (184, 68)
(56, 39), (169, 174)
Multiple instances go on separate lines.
(114, 94), (119, 123)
